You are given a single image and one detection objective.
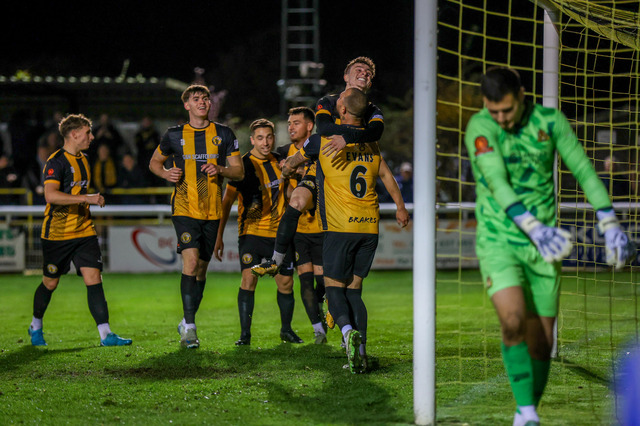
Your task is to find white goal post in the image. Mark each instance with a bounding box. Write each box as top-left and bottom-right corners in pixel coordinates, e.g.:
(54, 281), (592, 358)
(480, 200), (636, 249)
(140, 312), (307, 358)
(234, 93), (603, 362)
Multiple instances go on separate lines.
(413, 1), (438, 425)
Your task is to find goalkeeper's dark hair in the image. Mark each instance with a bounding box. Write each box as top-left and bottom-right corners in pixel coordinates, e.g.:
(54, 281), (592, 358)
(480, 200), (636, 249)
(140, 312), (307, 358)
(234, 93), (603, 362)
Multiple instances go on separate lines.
(480, 67), (522, 102)
(181, 84), (211, 103)
(344, 56), (376, 78)
(249, 118), (275, 135)
(59, 114), (92, 139)
(288, 106), (315, 125)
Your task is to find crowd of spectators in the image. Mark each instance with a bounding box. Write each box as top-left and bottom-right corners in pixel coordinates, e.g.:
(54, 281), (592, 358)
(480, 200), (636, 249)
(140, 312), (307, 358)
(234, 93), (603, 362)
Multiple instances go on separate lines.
(1, 109), (423, 207)
(0, 110), (168, 206)
(20, 109), (636, 209)
(375, 161), (414, 204)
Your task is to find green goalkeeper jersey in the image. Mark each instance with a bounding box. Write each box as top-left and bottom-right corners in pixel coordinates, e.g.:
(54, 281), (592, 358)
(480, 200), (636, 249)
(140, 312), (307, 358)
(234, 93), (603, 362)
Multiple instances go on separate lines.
(464, 100), (611, 244)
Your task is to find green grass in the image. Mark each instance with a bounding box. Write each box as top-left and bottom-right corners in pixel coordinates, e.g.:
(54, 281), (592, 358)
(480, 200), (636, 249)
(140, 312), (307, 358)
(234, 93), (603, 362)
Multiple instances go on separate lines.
(1, 269), (635, 424)
(435, 269), (638, 425)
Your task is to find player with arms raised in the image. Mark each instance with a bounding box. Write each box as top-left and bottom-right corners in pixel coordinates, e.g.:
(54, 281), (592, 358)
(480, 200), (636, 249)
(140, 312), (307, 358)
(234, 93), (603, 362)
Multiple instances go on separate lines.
(282, 88), (409, 373)
(465, 67), (636, 425)
(252, 56), (383, 280)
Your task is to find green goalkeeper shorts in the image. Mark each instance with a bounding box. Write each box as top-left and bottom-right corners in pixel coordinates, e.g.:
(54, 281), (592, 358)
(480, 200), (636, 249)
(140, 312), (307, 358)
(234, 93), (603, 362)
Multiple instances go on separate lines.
(477, 233), (562, 317)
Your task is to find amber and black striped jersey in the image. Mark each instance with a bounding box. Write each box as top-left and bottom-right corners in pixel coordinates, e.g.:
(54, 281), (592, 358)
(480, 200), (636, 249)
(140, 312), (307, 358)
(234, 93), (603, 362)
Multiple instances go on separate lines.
(41, 149), (96, 241)
(300, 133), (381, 234)
(158, 122), (240, 220)
(227, 151), (287, 238)
(276, 143), (321, 234)
(315, 93), (384, 143)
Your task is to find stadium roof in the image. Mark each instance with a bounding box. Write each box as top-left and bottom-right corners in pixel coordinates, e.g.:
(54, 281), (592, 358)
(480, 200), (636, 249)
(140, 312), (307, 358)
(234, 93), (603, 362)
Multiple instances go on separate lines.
(1, 73), (190, 122)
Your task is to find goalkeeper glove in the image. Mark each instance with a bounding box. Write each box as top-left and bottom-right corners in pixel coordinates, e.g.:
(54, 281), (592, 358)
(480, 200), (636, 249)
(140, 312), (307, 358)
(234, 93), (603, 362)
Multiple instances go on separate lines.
(513, 211), (573, 263)
(596, 209), (637, 270)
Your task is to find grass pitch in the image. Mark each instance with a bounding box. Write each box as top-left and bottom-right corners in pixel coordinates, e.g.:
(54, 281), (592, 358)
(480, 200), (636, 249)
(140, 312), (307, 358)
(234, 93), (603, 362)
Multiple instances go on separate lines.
(0, 269), (633, 424)
(1, 271), (413, 425)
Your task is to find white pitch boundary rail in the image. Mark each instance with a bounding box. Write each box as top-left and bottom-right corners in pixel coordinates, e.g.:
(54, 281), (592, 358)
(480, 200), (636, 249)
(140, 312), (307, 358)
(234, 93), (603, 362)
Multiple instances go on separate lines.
(4, 201), (632, 221)
(0, 203), (414, 223)
(434, 202), (639, 213)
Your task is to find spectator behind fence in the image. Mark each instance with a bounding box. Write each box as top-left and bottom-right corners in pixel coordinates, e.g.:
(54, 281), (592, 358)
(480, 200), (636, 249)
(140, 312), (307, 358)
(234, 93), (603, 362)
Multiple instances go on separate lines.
(21, 143), (52, 205)
(134, 116), (162, 185)
(116, 153), (149, 204)
(375, 178), (393, 203)
(600, 155), (630, 198)
(92, 143), (117, 194)
(42, 111), (64, 136)
(29, 143), (56, 204)
(396, 161), (414, 203)
(8, 109), (40, 188)
(30, 112), (64, 202)
(37, 127), (63, 155)
(0, 155), (21, 204)
(87, 113), (124, 166)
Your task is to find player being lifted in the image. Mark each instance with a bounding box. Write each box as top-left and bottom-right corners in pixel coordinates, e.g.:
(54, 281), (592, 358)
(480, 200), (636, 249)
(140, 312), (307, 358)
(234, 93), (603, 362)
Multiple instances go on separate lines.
(464, 67), (636, 426)
(282, 88), (409, 373)
(215, 119), (302, 346)
(150, 85), (244, 349)
(28, 114), (132, 347)
(252, 56), (383, 280)
(274, 106), (328, 344)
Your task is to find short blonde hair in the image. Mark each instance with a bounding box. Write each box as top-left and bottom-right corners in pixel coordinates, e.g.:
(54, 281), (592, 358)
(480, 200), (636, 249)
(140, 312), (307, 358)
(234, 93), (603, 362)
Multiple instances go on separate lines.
(59, 114), (92, 138)
(344, 56), (376, 78)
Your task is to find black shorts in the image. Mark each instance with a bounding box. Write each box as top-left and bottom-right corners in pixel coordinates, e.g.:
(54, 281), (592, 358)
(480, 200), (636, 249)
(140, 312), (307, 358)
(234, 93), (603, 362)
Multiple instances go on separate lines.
(238, 234), (295, 276)
(298, 174), (318, 215)
(41, 236), (103, 278)
(294, 232), (323, 267)
(172, 216), (220, 262)
(322, 232), (378, 282)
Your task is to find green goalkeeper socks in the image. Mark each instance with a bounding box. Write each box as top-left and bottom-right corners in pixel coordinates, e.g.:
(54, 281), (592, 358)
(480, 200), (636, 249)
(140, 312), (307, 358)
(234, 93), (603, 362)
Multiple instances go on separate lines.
(532, 358), (550, 406)
(501, 341), (535, 407)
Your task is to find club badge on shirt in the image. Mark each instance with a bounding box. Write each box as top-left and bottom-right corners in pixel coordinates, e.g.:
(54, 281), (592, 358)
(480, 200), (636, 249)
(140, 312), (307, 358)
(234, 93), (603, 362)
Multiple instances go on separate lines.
(474, 136), (494, 156)
(538, 129), (550, 142)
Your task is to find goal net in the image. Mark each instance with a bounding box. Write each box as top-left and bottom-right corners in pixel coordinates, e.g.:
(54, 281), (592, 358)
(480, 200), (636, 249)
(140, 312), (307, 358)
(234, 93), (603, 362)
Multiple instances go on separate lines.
(436, 0), (639, 423)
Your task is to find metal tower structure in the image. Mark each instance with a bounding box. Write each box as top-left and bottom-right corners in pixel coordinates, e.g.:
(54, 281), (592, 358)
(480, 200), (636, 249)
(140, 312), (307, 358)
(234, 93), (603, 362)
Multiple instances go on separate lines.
(278, 0), (325, 117)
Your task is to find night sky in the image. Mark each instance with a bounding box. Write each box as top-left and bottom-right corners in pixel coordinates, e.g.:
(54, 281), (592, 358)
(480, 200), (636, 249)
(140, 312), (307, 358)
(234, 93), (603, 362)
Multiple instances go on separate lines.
(4, 1), (414, 117)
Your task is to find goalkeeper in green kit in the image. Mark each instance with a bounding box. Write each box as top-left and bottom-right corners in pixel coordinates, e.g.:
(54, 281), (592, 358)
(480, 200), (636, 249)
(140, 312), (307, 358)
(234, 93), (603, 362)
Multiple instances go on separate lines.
(464, 67), (636, 426)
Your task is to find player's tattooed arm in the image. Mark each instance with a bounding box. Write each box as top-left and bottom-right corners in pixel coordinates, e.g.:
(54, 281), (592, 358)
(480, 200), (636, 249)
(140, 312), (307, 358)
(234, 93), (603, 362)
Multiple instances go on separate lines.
(282, 151), (307, 179)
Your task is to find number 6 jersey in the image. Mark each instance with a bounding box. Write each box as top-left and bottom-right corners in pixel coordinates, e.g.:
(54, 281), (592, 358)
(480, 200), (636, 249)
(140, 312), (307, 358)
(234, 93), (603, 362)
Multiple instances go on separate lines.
(300, 133), (381, 234)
